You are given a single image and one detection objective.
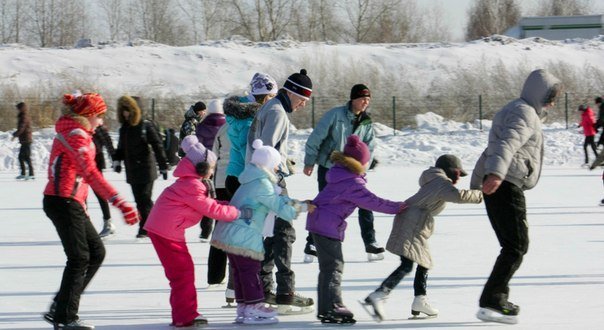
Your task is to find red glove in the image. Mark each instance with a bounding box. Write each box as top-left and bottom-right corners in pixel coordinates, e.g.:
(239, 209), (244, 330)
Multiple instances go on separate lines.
(111, 195), (140, 225)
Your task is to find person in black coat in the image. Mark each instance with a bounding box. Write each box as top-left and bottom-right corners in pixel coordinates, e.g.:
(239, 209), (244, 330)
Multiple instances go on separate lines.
(595, 97), (604, 148)
(113, 95), (169, 238)
(93, 124), (117, 238)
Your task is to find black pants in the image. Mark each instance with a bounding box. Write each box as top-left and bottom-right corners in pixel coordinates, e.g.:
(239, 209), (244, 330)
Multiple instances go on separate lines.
(479, 181), (529, 307)
(312, 233), (344, 316)
(43, 195), (106, 324)
(260, 176), (296, 294)
(207, 188), (232, 285)
(376, 255), (428, 296)
(18, 143), (34, 176)
(93, 190), (111, 221)
(583, 135), (598, 163)
(131, 182), (154, 235)
(306, 165), (376, 248)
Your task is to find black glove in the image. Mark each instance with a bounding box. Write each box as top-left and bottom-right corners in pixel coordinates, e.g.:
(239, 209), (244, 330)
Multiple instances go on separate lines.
(160, 169), (168, 180)
(240, 206), (253, 220)
(113, 160), (122, 173)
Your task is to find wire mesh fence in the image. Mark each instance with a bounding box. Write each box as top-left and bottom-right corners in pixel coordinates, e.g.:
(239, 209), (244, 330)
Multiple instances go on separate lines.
(0, 92), (595, 133)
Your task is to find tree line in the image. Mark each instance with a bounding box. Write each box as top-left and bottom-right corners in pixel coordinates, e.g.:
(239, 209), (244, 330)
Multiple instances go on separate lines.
(0, 0), (597, 47)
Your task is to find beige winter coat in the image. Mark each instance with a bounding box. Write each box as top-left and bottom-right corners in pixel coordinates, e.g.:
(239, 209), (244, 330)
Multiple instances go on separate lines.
(386, 167), (483, 269)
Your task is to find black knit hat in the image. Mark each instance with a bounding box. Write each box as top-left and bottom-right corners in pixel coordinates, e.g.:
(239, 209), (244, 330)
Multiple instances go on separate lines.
(435, 154), (467, 177)
(595, 97), (603, 104)
(283, 69), (313, 100)
(350, 84), (371, 100)
(192, 101), (206, 112)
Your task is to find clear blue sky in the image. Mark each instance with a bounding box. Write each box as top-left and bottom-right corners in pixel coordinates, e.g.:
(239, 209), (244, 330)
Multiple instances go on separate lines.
(418, 0), (604, 41)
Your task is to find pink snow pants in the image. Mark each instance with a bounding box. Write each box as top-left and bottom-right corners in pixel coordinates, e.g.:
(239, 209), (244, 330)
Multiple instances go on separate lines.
(149, 232), (199, 326)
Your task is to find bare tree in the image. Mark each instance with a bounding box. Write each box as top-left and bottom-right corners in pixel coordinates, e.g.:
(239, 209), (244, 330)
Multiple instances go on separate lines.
(134, 0), (189, 45)
(0, 0), (21, 43)
(534, 0), (593, 16)
(230, 0), (295, 41)
(465, 0), (520, 41)
(177, 0), (227, 43)
(99, 0), (123, 41)
(289, 0), (343, 41)
(342, 0), (404, 43)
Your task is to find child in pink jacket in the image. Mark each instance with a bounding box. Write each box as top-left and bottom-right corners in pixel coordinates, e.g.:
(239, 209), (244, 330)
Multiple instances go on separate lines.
(144, 135), (246, 328)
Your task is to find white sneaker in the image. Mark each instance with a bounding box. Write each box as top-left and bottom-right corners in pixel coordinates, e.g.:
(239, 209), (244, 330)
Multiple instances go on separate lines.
(244, 302), (278, 324)
(364, 290), (388, 321)
(411, 295), (438, 317)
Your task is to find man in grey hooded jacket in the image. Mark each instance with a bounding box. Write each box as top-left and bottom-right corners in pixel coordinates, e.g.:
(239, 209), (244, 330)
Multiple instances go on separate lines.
(471, 69), (562, 324)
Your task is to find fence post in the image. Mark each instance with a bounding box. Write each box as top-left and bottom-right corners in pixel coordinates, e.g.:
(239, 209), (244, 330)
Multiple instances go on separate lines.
(311, 96), (315, 129)
(392, 96), (396, 135)
(479, 94), (483, 131)
(565, 92), (568, 129)
(151, 98), (156, 122)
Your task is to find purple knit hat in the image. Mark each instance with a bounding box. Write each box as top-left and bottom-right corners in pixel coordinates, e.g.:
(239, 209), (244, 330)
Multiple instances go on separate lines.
(343, 135), (370, 165)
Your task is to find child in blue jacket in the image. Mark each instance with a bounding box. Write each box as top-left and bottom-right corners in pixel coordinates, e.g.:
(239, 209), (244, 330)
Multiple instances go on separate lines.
(211, 139), (313, 325)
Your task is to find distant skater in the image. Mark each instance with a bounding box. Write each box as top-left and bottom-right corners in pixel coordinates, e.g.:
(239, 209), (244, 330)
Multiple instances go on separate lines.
(12, 102), (34, 180)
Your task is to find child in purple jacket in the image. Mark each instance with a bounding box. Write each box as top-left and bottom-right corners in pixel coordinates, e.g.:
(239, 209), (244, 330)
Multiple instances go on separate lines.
(306, 135), (407, 324)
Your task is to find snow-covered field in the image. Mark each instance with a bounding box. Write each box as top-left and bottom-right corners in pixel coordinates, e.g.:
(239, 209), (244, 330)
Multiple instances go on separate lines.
(0, 162), (603, 329)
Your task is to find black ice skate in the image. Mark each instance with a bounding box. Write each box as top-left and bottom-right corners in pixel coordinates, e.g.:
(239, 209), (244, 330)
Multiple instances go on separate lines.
(43, 301), (56, 324)
(53, 318), (95, 330)
(320, 304), (356, 324)
(365, 242), (385, 261)
(477, 301), (519, 324)
(274, 292), (314, 315)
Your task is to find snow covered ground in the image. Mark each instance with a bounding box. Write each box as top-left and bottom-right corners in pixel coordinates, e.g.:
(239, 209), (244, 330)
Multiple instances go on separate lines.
(0, 154), (603, 329)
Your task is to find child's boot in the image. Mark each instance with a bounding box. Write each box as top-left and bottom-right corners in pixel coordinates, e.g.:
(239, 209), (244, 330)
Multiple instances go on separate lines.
(234, 303), (246, 324)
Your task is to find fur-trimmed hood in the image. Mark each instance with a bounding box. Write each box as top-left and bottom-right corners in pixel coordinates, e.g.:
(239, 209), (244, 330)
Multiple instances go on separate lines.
(329, 151), (366, 175)
(223, 95), (260, 119)
(117, 95), (142, 126)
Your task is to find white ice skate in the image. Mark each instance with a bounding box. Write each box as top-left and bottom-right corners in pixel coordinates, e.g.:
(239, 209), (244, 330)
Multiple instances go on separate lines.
(477, 307), (518, 324)
(360, 290), (388, 322)
(410, 295), (438, 319)
(243, 303), (278, 324)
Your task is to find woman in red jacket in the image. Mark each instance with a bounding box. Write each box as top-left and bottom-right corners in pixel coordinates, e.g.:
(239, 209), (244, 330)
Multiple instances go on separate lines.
(578, 104), (599, 165)
(42, 92), (140, 330)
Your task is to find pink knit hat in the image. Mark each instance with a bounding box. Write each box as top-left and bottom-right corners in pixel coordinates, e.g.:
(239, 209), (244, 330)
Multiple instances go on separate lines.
(343, 135), (370, 165)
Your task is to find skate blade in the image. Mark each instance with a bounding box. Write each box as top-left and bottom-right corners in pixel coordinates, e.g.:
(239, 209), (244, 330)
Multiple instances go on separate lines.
(221, 303), (237, 308)
(408, 314), (437, 320)
(367, 253), (384, 261)
(476, 307), (518, 324)
(276, 304), (314, 315)
(320, 317), (357, 325)
(242, 316), (278, 324)
(358, 300), (383, 322)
